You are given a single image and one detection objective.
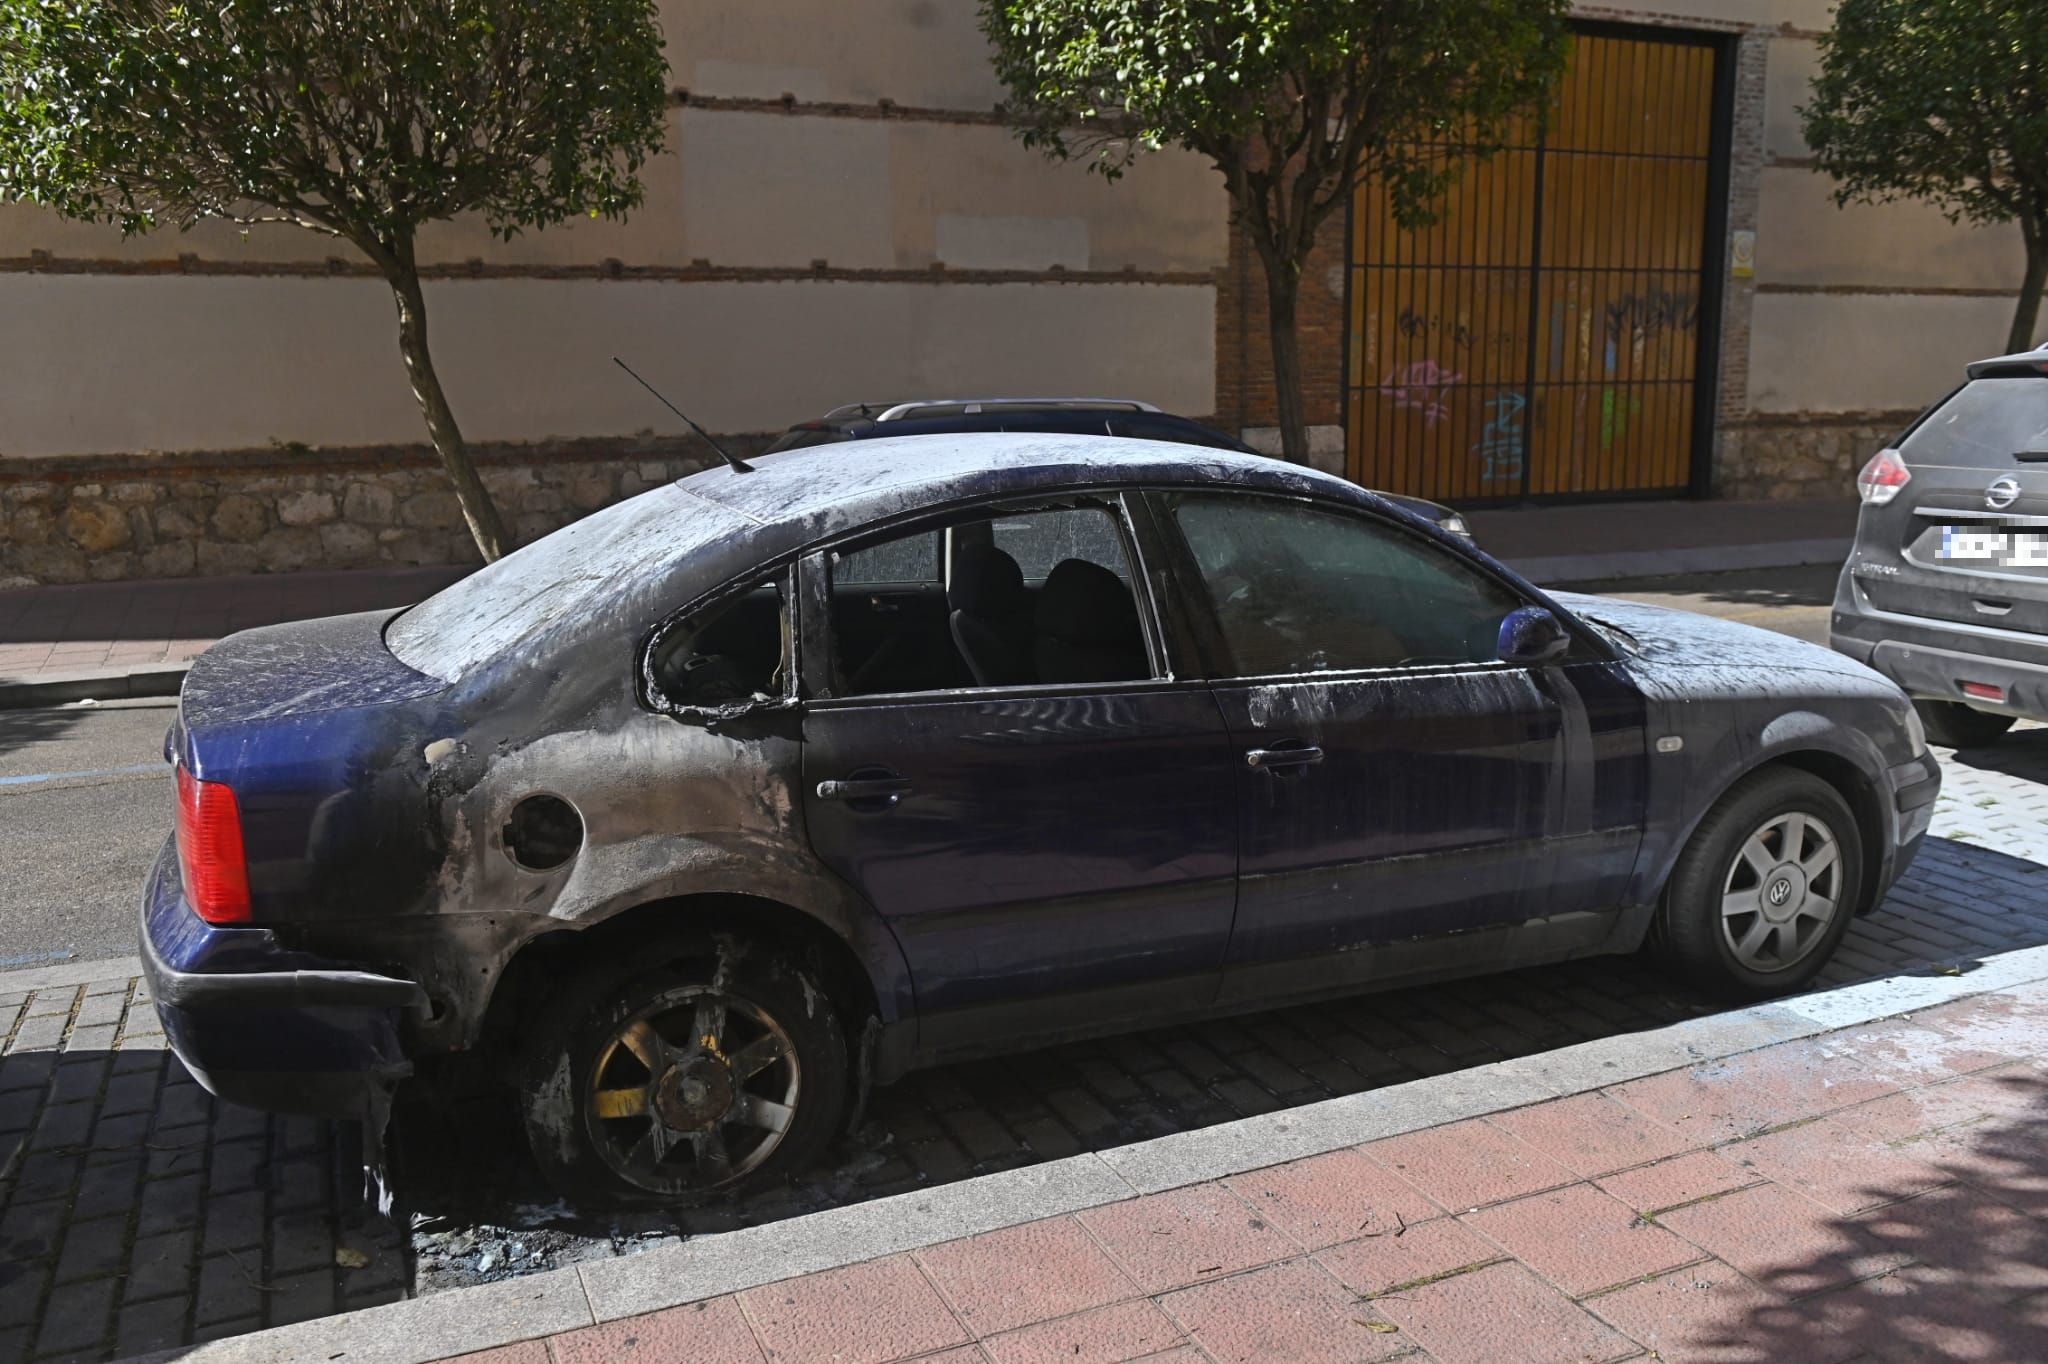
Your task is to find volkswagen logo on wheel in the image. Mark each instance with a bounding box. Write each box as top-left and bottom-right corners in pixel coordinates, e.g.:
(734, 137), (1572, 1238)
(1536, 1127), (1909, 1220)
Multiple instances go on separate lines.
(1985, 475), (2022, 510)
(1767, 878), (1793, 907)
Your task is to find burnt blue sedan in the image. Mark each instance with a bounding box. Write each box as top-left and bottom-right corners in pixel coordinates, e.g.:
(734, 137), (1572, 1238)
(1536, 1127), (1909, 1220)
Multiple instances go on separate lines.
(143, 435), (1939, 1204)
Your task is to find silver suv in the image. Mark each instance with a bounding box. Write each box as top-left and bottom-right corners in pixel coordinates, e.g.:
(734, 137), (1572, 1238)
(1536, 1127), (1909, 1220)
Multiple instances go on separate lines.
(1831, 342), (2048, 746)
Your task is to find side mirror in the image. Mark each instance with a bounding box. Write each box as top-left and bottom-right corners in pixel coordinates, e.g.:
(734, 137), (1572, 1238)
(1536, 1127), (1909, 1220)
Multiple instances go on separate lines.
(1498, 606), (1571, 666)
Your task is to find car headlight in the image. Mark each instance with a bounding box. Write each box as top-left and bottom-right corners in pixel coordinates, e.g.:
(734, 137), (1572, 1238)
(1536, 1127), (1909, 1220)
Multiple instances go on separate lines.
(1441, 514), (1472, 539)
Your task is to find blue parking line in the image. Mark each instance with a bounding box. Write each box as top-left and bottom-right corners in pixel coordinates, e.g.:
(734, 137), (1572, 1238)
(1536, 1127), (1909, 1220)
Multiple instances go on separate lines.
(0, 763), (160, 788)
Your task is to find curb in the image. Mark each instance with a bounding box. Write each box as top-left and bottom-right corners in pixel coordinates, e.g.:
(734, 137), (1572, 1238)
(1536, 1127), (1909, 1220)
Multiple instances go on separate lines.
(145, 937), (2048, 1364)
(1508, 535), (1851, 587)
(0, 955), (143, 993)
(0, 664), (186, 711)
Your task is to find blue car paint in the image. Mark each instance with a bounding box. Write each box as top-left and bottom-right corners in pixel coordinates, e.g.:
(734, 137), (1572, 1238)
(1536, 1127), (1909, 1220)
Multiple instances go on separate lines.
(140, 434), (1936, 1125)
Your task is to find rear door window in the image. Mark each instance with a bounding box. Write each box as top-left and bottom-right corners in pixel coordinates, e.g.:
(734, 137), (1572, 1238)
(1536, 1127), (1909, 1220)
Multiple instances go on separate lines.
(1901, 379), (2048, 469)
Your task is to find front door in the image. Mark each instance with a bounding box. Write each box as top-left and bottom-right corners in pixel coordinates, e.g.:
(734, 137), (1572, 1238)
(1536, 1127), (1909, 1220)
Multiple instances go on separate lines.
(1148, 491), (1647, 1003)
(799, 497), (1239, 1057)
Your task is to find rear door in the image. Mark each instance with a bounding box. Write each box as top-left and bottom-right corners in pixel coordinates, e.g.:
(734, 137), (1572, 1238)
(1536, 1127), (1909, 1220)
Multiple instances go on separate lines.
(1852, 374), (2048, 636)
(799, 495), (1240, 1057)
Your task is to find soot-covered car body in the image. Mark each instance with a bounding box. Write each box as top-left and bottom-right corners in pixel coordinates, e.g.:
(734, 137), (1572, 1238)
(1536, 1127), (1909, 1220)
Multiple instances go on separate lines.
(143, 435), (1937, 1203)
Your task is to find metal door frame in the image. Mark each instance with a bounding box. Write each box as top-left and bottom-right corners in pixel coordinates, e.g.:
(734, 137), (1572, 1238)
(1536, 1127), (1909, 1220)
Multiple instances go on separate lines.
(1339, 19), (1739, 506)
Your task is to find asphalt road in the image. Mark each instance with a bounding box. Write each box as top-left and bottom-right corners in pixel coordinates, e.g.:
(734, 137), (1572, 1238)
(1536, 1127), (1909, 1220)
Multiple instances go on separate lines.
(0, 563), (1844, 975)
(0, 698), (176, 970)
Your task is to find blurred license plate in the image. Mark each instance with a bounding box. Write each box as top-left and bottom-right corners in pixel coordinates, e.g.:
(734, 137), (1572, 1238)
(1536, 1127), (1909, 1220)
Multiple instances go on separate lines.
(1940, 528), (2048, 565)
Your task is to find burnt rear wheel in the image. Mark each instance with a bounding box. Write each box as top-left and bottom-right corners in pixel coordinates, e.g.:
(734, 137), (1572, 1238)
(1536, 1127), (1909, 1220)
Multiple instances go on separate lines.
(1912, 699), (2015, 749)
(518, 938), (847, 1205)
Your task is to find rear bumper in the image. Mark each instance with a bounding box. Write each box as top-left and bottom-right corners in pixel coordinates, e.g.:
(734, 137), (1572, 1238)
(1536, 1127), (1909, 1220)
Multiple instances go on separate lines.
(139, 837), (422, 1119)
(1834, 594), (2048, 721)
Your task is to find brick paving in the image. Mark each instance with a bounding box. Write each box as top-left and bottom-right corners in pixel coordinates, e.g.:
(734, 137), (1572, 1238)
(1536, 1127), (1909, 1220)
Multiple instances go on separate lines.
(0, 978), (408, 1363)
(2, 734), (2044, 1361)
(445, 981), (2048, 1364)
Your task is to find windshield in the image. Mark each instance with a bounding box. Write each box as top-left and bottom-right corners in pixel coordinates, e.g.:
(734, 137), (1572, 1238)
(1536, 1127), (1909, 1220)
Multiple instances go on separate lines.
(386, 484), (748, 682)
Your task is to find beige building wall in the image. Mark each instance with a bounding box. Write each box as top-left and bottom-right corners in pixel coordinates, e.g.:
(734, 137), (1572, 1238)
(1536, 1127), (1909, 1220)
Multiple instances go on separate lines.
(0, 0), (1228, 468)
(2, 0), (2038, 582)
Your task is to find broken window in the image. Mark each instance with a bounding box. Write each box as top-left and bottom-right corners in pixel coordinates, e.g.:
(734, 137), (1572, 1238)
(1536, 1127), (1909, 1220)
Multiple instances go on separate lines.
(647, 571), (790, 709)
(826, 503), (1153, 696)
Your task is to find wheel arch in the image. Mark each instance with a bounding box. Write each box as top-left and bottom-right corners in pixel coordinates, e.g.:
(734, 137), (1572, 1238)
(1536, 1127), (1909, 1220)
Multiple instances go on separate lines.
(477, 890), (907, 1064)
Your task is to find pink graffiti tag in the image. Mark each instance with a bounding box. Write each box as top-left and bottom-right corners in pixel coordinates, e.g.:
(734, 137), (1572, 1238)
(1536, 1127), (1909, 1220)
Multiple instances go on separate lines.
(1383, 359), (1462, 428)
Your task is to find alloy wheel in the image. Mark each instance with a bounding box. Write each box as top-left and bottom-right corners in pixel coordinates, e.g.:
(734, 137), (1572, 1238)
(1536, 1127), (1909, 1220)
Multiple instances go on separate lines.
(583, 985), (800, 1195)
(1719, 809), (1843, 973)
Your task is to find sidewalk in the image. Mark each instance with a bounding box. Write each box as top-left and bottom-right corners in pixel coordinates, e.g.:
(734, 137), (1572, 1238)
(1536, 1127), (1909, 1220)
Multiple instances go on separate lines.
(439, 985), (2048, 1364)
(0, 497), (1854, 708)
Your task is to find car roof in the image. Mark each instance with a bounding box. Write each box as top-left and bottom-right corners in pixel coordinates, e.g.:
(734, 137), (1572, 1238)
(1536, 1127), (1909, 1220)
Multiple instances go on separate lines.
(390, 434), (1409, 684)
(693, 431), (1368, 536)
(1965, 343), (2048, 379)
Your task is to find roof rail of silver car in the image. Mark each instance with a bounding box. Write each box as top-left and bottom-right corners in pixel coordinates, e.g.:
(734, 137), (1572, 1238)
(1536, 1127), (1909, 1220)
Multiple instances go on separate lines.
(872, 397), (1164, 423)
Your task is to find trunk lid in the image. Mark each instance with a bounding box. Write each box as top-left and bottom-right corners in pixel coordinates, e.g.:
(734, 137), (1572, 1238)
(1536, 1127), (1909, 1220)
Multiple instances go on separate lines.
(170, 610), (450, 921)
(1851, 375), (2048, 636)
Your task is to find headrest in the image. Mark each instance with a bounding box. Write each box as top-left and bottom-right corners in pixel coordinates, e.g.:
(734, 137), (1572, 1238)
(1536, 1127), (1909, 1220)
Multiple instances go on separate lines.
(1035, 558), (1140, 645)
(948, 544), (1027, 616)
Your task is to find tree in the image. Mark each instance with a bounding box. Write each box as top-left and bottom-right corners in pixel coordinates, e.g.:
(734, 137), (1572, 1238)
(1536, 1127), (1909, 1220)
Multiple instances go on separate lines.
(0, 1), (670, 562)
(1803, 0), (2048, 355)
(980, 0), (1570, 467)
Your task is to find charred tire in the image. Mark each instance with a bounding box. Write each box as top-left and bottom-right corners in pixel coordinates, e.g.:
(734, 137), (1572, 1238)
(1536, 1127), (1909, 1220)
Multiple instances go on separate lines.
(1651, 767), (1864, 1001)
(517, 937), (848, 1206)
(1912, 699), (2014, 749)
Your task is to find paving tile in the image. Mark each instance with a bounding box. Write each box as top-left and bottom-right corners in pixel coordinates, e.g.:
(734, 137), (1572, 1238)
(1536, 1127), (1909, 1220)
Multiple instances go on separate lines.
(1912, 991), (2048, 1058)
(1317, 1216), (1502, 1297)
(1076, 1185), (1295, 1294)
(916, 1216), (1135, 1336)
(1822, 1019), (2016, 1085)
(980, 1299), (1186, 1364)
(1585, 1258), (1855, 1364)
(1363, 1118), (1578, 1211)
(1720, 1117), (1951, 1214)
(1462, 1182), (1699, 1296)
(1606, 1041), (1899, 1146)
(549, 1296), (763, 1364)
(1374, 1261), (1634, 1364)
(739, 1255), (965, 1364)
(442, 1343), (552, 1364)
(1225, 1147), (1441, 1250)
(1845, 1184), (2048, 1302)
(1657, 1184), (1909, 1298)
(1159, 1257), (1406, 1364)
(1833, 1082), (2015, 1145)
(1809, 1264), (2048, 1363)
(1488, 1092), (1697, 1178)
(1594, 1150), (1756, 1213)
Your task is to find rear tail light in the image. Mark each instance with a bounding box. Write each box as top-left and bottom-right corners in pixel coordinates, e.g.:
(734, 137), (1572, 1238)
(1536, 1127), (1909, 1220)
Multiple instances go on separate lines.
(1857, 448), (1912, 505)
(175, 766), (252, 924)
(1961, 681), (2006, 703)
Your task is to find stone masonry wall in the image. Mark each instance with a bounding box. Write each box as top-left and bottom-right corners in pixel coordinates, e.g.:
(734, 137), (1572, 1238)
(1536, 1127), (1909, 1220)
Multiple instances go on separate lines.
(0, 438), (732, 587)
(1715, 412), (1917, 501)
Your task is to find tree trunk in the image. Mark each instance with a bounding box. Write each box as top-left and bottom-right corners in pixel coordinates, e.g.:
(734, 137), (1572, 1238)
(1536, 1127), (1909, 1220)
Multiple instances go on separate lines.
(2009, 218), (2048, 355)
(1260, 254), (1311, 468)
(386, 253), (512, 563)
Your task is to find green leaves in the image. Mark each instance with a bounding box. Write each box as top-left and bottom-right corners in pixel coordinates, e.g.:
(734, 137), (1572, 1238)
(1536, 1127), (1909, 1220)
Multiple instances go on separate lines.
(978, 0), (1570, 225)
(1803, 0), (2046, 231)
(0, 0), (670, 262)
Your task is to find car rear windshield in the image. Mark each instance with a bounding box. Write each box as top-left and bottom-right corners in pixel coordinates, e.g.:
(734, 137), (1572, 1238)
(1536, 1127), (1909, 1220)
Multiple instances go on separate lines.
(386, 485), (748, 683)
(1901, 378), (2048, 469)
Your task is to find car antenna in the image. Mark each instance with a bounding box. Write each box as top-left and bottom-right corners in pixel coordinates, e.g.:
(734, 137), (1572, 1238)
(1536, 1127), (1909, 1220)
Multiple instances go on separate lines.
(612, 357), (754, 473)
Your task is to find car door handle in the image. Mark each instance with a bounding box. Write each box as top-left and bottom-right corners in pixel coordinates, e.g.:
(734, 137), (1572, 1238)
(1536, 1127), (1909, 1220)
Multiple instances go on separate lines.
(816, 774), (913, 802)
(1245, 745), (1324, 770)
